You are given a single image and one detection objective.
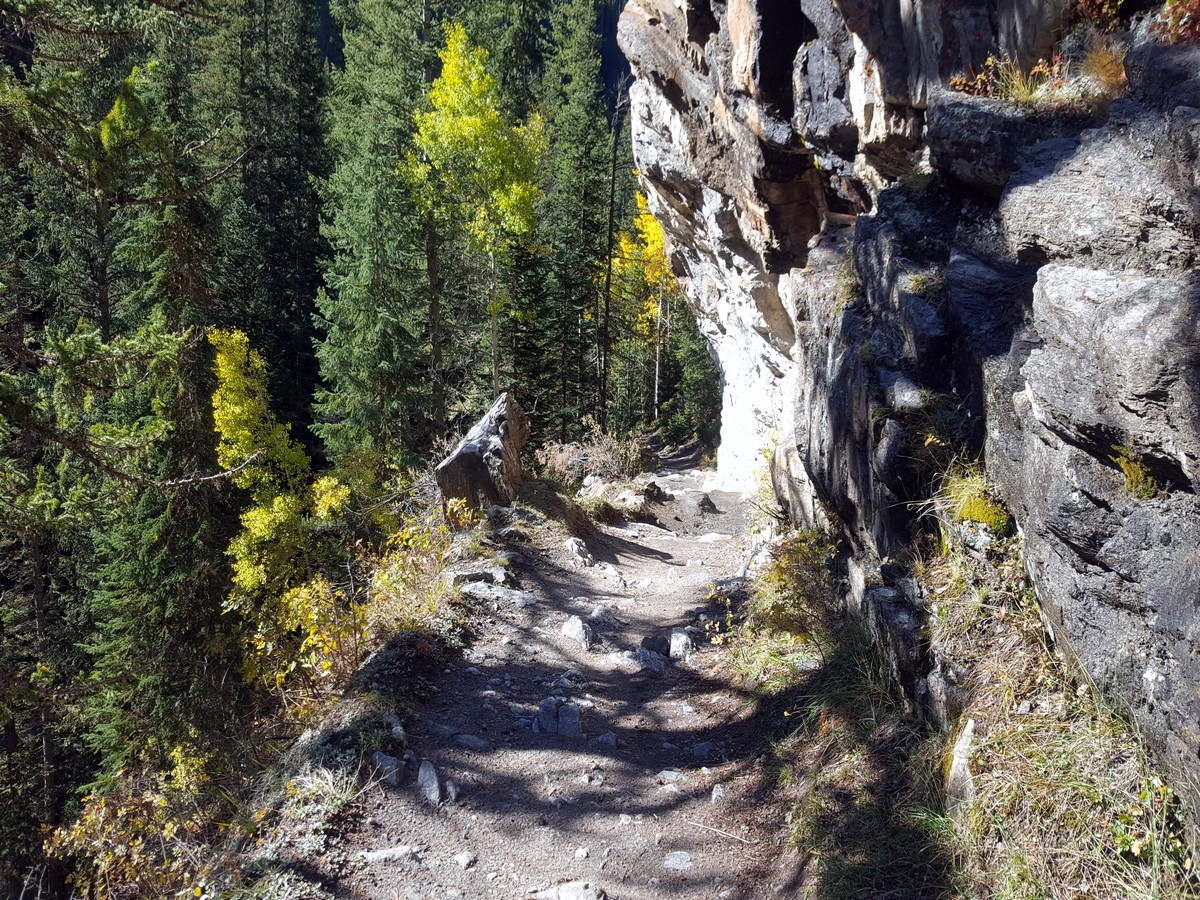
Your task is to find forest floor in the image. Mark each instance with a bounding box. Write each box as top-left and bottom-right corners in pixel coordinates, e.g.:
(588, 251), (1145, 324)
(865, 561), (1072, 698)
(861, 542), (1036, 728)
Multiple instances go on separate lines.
(319, 465), (810, 900)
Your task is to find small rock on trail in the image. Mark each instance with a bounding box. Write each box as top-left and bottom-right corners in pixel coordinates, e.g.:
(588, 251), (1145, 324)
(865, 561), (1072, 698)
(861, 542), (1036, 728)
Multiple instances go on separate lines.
(561, 614), (595, 649)
(416, 760), (441, 804)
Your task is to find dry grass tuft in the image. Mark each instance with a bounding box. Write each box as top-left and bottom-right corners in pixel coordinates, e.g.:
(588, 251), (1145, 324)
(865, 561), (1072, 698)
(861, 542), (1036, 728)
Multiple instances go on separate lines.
(533, 417), (643, 487)
(1082, 42), (1128, 94)
(917, 541), (1196, 898)
(951, 54), (1070, 103)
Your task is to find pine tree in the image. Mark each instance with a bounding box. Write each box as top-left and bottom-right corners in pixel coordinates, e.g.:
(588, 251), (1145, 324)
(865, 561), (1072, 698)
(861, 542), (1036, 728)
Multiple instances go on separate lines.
(458, 0), (553, 119)
(0, 4), (288, 882)
(312, 0), (435, 458)
(196, 0), (331, 435)
(515, 0), (628, 439)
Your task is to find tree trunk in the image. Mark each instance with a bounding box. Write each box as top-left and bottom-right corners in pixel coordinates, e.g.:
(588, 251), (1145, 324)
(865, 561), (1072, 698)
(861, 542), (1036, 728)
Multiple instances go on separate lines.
(599, 92), (623, 431)
(426, 219), (445, 440)
(28, 542), (54, 824)
(420, 0), (447, 437)
(490, 251), (499, 398)
(653, 283), (663, 421)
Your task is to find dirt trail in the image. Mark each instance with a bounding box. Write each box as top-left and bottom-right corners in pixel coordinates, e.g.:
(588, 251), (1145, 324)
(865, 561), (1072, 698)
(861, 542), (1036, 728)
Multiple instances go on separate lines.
(331, 469), (796, 900)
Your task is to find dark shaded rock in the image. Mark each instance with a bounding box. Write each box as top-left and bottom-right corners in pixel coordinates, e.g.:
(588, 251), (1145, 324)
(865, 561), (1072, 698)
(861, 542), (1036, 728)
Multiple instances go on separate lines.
(435, 392), (530, 510)
(927, 94), (1102, 197)
(642, 480), (668, 502)
(640, 634), (670, 657)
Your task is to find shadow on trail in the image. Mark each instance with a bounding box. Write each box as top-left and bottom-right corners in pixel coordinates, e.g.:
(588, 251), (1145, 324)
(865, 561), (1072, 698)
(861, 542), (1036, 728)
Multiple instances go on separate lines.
(326, 500), (954, 899)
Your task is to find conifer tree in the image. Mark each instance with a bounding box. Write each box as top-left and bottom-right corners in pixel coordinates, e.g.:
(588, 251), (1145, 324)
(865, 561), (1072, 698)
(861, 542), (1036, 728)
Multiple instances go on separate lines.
(544, 0), (609, 432)
(196, 0), (330, 433)
(312, 0), (434, 458)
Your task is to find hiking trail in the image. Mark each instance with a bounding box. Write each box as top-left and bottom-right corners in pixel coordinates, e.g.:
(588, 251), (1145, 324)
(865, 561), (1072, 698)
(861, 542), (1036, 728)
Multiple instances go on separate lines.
(327, 466), (804, 899)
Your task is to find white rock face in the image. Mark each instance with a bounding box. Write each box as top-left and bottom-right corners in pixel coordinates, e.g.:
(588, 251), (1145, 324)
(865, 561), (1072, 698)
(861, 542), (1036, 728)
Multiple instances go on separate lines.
(627, 79), (798, 493)
(618, 0), (1066, 495)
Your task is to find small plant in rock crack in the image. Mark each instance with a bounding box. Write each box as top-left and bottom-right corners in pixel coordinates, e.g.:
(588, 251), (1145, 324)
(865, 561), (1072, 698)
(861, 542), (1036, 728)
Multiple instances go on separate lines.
(1110, 444), (1160, 499)
(950, 54), (1070, 103)
(833, 247), (862, 313)
(907, 267), (945, 299)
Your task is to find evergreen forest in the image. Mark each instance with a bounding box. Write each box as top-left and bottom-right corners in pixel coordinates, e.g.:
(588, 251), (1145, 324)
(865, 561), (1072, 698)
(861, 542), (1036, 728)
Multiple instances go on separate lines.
(0, 0), (720, 892)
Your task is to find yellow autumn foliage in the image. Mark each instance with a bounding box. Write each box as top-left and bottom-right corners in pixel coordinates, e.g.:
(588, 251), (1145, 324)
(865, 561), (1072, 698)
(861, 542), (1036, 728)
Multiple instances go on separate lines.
(208, 328), (309, 500)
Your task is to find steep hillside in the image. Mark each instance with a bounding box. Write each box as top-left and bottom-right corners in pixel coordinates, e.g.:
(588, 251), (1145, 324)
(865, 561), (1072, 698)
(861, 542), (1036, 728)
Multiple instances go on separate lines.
(619, 0), (1200, 824)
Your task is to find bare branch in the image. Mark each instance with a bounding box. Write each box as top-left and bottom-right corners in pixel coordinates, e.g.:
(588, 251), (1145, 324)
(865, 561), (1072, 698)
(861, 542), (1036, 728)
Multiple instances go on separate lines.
(159, 450), (263, 489)
(113, 147), (253, 208)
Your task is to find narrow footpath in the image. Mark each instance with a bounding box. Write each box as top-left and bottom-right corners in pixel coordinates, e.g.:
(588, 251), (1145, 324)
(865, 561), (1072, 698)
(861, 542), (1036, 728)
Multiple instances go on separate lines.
(328, 468), (804, 900)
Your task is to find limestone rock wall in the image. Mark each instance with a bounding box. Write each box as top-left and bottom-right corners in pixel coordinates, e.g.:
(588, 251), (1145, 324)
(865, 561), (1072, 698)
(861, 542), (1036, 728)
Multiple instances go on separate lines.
(620, 1), (1200, 817)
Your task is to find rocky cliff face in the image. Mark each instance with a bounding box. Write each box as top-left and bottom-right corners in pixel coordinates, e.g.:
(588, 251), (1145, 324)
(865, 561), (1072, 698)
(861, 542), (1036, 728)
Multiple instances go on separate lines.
(620, 1), (1200, 816)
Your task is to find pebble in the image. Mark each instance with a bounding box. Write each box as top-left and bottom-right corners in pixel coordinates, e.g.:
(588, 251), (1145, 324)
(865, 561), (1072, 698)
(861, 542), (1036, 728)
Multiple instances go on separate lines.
(359, 845), (422, 867)
(557, 703), (585, 739)
(417, 760), (441, 804)
(711, 784), (728, 804)
(656, 768), (686, 784)
(385, 713), (407, 744)
(669, 628), (695, 660)
(691, 741), (716, 759)
(563, 537), (595, 567)
(464, 666), (482, 675)
(588, 730), (617, 749)
(635, 648), (668, 672)
(663, 851), (692, 871)
(538, 696), (561, 733)
(459, 581), (537, 608)
(455, 851), (477, 870)
(589, 605), (621, 626)
(534, 882), (607, 900)
(640, 634), (670, 656)
(575, 847), (589, 859)
(445, 778), (460, 802)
